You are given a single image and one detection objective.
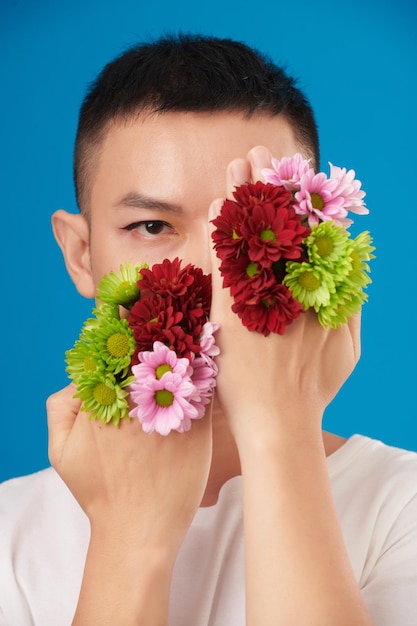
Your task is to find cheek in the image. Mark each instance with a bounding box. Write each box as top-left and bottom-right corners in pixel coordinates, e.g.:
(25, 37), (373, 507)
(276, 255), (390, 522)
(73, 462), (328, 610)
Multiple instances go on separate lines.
(88, 224), (124, 288)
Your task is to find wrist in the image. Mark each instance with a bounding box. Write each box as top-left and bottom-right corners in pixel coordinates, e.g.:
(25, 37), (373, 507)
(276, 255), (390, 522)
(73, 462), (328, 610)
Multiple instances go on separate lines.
(230, 403), (324, 455)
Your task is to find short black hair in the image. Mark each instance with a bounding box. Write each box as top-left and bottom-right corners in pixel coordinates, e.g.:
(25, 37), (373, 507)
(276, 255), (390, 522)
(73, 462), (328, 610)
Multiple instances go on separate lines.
(74, 33), (319, 212)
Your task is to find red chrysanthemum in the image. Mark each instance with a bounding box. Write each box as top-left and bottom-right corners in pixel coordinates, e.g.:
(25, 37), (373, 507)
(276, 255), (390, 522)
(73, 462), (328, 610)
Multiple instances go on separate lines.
(231, 281), (304, 336)
(140, 259), (211, 316)
(232, 181), (292, 211)
(139, 257), (195, 298)
(240, 202), (310, 267)
(128, 260), (212, 363)
(218, 252), (276, 298)
(211, 199), (247, 262)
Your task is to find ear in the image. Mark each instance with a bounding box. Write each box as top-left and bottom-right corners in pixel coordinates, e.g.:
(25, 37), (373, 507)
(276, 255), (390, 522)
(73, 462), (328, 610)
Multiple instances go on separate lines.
(52, 209), (95, 299)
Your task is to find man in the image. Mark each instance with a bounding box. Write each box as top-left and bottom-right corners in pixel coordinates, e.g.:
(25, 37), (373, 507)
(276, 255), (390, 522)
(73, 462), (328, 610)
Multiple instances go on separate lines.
(1, 34), (416, 625)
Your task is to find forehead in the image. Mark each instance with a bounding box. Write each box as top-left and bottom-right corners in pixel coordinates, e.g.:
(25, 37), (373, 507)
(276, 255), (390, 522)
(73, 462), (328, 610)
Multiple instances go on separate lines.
(88, 111), (301, 211)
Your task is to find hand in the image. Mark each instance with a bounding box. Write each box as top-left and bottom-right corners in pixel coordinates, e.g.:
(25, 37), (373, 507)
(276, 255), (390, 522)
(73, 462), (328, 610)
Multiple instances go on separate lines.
(47, 383), (212, 551)
(208, 146), (361, 444)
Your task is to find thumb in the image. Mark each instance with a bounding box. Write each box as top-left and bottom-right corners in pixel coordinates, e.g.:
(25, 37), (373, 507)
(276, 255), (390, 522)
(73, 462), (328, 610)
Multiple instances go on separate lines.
(46, 383), (81, 468)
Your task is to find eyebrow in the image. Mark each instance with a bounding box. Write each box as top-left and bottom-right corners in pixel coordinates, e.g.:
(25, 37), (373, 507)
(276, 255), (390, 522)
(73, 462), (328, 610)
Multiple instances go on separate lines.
(114, 192), (183, 214)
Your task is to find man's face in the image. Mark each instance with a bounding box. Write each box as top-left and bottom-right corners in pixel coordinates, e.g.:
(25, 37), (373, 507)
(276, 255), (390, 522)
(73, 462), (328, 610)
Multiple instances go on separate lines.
(87, 111), (302, 288)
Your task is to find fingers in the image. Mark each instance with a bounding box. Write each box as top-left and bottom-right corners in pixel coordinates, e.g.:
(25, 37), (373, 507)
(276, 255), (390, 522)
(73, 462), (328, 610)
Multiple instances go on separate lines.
(225, 146), (273, 199)
(247, 145), (273, 182)
(46, 383), (81, 468)
(226, 158), (250, 197)
(347, 312), (361, 364)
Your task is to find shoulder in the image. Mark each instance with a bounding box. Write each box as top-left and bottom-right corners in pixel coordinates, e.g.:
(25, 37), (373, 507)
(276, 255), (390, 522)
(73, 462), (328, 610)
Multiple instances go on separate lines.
(328, 434), (417, 541)
(1, 466), (70, 511)
(329, 435), (417, 547)
(329, 434), (417, 494)
(0, 466), (87, 542)
(0, 469), (88, 624)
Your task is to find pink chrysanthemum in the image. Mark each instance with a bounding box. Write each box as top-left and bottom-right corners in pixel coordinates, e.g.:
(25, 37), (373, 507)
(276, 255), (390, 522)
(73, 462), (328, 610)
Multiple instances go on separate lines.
(132, 341), (192, 380)
(129, 369), (199, 435)
(329, 163), (368, 216)
(198, 321), (220, 358)
(294, 170), (348, 227)
(188, 355), (218, 418)
(262, 153), (313, 191)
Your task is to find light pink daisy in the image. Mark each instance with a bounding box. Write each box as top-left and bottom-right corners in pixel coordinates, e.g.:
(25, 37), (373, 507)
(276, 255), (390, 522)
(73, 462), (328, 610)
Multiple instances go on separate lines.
(262, 153), (313, 192)
(329, 163), (368, 216)
(188, 355), (218, 418)
(129, 370), (198, 435)
(198, 321), (220, 358)
(294, 169), (348, 227)
(133, 341), (192, 380)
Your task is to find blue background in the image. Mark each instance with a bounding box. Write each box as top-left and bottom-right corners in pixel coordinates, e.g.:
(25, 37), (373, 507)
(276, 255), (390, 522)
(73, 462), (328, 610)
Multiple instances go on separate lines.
(1, 0), (416, 482)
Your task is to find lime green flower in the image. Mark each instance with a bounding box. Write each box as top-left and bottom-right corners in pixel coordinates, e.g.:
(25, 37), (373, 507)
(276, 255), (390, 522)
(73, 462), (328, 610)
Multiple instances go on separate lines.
(96, 262), (148, 308)
(317, 283), (367, 328)
(75, 371), (133, 426)
(345, 231), (375, 289)
(78, 304), (120, 342)
(305, 221), (352, 274)
(66, 339), (106, 385)
(80, 316), (136, 377)
(284, 261), (335, 310)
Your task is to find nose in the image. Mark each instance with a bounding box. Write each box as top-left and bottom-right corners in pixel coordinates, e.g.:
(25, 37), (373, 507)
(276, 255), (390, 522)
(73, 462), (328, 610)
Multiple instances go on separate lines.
(180, 222), (212, 276)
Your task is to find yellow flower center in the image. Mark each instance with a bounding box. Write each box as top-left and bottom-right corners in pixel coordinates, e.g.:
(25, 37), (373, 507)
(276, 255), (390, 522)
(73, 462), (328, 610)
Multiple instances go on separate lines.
(314, 235), (333, 257)
(107, 333), (130, 357)
(93, 382), (117, 406)
(246, 261), (260, 278)
(155, 363), (173, 379)
(310, 192), (325, 210)
(298, 270), (322, 291)
(83, 355), (97, 373)
(155, 389), (174, 407)
(260, 228), (276, 242)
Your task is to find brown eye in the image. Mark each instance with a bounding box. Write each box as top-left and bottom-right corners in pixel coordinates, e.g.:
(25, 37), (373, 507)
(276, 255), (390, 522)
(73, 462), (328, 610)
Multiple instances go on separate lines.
(124, 220), (175, 236)
(143, 221), (167, 234)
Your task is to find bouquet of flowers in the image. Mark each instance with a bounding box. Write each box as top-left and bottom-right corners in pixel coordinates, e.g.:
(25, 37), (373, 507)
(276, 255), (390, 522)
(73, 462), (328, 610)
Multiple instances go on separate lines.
(66, 258), (219, 434)
(66, 153), (374, 434)
(211, 153), (375, 336)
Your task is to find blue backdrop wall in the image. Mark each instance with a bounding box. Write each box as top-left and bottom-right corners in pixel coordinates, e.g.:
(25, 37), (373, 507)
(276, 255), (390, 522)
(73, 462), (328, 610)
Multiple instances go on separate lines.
(1, 0), (416, 482)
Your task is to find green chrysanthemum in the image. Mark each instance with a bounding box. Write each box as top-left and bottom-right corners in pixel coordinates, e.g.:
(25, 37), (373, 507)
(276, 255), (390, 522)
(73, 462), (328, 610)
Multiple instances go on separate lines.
(75, 371), (133, 426)
(78, 304), (120, 341)
(345, 231), (375, 289)
(96, 262), (148, 308)
(284, 261), (335, 310)
(81, 316), (136, 377)
(317, 283), (367, 328)
(305, 221), (352, 274)
(65, 339), (106, 385)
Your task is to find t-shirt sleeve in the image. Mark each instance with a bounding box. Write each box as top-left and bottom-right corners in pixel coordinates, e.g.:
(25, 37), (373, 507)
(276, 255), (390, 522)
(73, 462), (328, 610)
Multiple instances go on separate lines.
(360, 492), (417, 625)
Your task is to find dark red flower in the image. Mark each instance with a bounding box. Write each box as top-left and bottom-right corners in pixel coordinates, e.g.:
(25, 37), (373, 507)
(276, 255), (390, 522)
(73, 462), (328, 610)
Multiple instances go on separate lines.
(128, 259), (212, 362)
(211, 199), (247, 261)
(218, 253), (276, 298)
(240, 202), (310, 267)
(139, 257), (195, 298)
(231, 282), (303, 336)
(232, 181), (292, 211)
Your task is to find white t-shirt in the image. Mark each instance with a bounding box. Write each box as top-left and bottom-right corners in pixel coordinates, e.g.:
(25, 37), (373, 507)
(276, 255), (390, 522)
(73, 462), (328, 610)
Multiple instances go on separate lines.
(0, 434), (416, 625)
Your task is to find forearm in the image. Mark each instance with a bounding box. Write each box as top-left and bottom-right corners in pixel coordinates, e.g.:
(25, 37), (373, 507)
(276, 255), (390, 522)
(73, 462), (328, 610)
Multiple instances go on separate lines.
(72, 526), (176, 626)
(239, 424), (373, 626)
